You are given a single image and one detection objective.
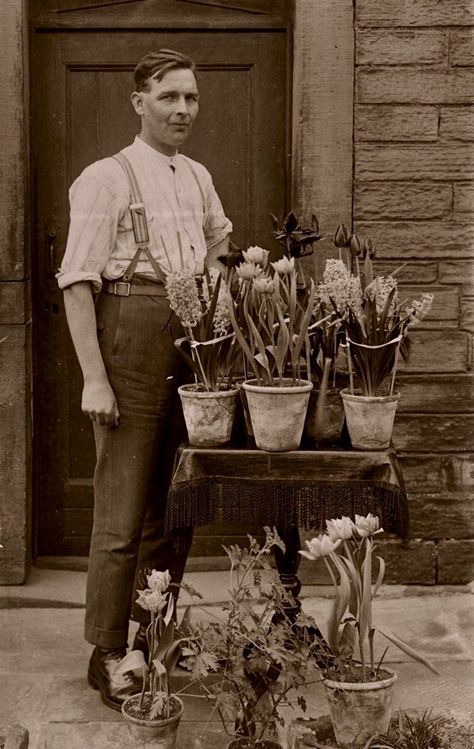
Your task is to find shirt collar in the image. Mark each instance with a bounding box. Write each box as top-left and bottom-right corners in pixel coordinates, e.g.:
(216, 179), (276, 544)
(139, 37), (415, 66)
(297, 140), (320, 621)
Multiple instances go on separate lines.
(134, 135), (178, 169)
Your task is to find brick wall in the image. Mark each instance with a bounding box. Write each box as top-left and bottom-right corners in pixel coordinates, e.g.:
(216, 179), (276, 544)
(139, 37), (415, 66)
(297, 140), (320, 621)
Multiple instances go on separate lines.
(354, 0), (474, 583)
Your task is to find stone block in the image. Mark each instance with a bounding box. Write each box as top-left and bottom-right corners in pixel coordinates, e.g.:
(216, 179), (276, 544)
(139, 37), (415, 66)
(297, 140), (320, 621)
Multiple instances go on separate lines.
(410, 493), (474, 539)
(399, 284), (459, 324)
(357, 67), (474, 105)
(398, 330), (468, 372)
(0, 326), (29, 584)
(355, 221), (474, 259)
(450, 29), (474, 66)
(354, 182), (452, 220)
(461, 297), (474, 332)
(437, 540), (474, 584)
(439, 260), (474, 294)
(293, 0), (354, 231)
(454, 182), (474, 215)
(355, 105), (439, 142)
(373, 260), (438, 284)
(356, 0), (474, 28)
(397, 374), (474, 413)
(0, 283), (27, 325)
(299, 539), (437, 585)
(355, 144), (474, 181)
(378, 539), (436, 584)
(440, 106), (474, 140)
(399, 453), (474, 494)
(393, 414), (474, 452)
(357, 30), (447, 65)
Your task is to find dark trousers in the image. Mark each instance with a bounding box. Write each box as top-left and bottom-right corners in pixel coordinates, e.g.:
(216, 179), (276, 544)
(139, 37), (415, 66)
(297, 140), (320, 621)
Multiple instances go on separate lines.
(84, 291), (192, 649)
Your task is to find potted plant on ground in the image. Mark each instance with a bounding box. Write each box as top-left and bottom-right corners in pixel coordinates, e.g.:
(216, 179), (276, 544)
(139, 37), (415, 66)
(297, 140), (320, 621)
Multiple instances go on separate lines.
(115, 570), (193, 748)
(182, 527), (328, 749)
(325, 241), (433, 449)
(165, 266), (240, 446)
(227, 247), (315, 451)
(299, 513), (438, 749)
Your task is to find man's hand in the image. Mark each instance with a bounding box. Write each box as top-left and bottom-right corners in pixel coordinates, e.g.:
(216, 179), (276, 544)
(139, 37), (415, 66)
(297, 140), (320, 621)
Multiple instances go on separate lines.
(82, 378), (120, 427)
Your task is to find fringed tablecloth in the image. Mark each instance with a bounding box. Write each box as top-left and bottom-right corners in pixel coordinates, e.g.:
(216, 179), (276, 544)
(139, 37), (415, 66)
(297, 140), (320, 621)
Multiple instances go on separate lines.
(165, 445), (409, 537)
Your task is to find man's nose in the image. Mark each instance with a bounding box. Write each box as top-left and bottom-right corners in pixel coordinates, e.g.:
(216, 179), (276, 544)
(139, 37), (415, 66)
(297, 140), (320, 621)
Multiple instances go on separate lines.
(175, 95), (189, 116)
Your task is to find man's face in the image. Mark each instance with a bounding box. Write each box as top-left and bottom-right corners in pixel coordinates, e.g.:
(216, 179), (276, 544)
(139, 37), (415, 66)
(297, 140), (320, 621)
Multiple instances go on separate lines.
(132, 68), (199, 156)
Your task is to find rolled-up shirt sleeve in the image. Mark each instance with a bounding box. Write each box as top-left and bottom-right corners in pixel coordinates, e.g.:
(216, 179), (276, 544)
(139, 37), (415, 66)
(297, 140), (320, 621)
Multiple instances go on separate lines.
(202, 173), (233, 250)
(56, 167), (123, 293)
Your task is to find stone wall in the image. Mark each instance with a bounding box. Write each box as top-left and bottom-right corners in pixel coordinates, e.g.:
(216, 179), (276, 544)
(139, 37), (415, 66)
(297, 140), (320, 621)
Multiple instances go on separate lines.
(0, 0), (31, 584)
(354, 0), (474, 583)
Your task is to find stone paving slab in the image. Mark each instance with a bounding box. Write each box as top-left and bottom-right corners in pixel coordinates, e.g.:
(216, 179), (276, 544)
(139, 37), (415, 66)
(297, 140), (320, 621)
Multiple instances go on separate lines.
(36, 721), (228, 749)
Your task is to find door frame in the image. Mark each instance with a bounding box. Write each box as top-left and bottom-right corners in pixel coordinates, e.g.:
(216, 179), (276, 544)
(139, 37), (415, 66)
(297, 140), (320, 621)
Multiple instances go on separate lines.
(10, 0), (354, 573)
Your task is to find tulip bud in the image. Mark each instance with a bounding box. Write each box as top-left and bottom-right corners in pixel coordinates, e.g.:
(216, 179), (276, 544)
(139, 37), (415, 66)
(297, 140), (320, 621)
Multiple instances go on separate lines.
(334, 224), (351, 248)
(363, 237), (376, 259)
(349, 234), (363, 257)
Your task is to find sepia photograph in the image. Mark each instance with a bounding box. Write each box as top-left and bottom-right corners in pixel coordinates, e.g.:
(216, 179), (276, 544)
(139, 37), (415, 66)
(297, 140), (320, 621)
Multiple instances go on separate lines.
(0, 1), (473, 747)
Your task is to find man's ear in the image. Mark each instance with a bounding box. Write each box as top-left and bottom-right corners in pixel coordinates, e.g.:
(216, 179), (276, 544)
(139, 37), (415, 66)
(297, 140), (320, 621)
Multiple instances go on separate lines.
(131, 91), (144, 116)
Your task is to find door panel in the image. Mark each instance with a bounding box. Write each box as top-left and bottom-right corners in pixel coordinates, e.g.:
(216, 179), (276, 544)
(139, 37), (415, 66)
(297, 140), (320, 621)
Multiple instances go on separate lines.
(32, 27), (289, 556)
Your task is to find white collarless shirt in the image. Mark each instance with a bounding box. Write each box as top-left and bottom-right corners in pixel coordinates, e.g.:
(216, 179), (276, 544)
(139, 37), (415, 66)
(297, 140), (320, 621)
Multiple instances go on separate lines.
(57, 136), (232, 292)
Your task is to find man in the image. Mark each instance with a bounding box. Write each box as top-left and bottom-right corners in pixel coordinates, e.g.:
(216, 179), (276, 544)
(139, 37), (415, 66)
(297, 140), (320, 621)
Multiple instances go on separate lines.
(57, 49), (232, 711)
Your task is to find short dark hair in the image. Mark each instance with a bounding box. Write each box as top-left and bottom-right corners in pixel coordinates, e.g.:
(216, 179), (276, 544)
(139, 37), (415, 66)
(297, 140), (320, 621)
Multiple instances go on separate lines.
(134, 49), (197, 92)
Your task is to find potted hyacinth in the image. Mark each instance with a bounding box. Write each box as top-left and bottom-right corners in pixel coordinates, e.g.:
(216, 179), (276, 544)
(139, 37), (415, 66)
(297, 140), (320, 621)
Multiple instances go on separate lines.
(183, 527), (326, 749)
(299, 514), (438, 749)
(304, 224), (356, 443)
(227, 246), (315, 451)
(321, 234), (433, 449)
(115, 570), (193, 748)
(165, 267), (239, 446)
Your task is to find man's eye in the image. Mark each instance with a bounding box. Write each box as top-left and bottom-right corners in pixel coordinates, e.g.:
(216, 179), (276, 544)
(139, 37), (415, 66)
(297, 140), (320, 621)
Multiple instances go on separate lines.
(187, 95), (198, 102)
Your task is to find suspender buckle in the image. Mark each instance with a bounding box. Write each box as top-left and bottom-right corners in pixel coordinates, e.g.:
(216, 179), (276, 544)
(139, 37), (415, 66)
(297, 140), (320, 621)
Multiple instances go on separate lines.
(113, 281), (131, 297)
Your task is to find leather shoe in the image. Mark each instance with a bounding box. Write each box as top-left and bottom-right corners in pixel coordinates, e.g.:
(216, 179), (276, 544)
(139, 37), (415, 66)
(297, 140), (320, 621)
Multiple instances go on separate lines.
(87, 646), (142, 711)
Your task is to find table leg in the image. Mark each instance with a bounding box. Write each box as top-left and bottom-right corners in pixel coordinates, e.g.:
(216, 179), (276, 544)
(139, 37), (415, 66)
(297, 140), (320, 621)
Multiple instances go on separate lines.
(274, 526), (302, 614)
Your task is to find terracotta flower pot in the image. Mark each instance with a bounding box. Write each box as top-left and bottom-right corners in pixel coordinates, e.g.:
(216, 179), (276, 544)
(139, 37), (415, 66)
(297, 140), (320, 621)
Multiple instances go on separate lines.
(323, 668), (397, 748)
(242, 379), (313, 452)
(340, 389), (400, 450)
(121, 693), (183, 748)
(178, 384), (238, 447)
(304, 387), (345, 443)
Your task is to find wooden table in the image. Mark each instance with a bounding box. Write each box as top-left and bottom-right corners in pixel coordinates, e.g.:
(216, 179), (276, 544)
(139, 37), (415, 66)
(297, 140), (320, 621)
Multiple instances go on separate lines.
(165, 442), (408, 604)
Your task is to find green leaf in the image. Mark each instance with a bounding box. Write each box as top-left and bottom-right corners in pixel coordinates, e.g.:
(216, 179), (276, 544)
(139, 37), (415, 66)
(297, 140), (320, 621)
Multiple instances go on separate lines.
(377, 627), (440, 675)
(151, 657), (167, 676)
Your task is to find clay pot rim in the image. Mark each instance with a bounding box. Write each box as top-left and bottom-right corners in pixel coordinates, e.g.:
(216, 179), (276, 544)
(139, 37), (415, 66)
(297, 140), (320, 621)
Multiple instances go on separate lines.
(340, 388), (400, 404)
(323, 666), (398, 691)
(178, 384), (238, 399)
(242, 378), (313, 395)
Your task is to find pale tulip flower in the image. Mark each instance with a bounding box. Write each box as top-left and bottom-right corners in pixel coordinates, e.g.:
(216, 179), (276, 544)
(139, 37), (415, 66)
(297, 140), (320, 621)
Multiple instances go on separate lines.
(236, 262), (263, 281)
(271, 256), (295, 275)
(299, 534), (341, 560)
(253, 277), (275, 295)
(243, 246), (269, 267)
(147, 569), (171, 593)
(136, 588), (168, 613)
(326, 516), (354, 541)
(353, 513), (383, 537)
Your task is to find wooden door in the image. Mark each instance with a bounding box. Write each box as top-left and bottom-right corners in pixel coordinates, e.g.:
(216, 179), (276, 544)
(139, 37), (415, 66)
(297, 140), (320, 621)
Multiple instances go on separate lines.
(31, 1), (291, 557)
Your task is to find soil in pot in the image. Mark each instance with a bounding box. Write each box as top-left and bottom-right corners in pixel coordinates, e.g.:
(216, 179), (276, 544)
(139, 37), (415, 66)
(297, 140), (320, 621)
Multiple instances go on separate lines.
(122, 693), (182, 721)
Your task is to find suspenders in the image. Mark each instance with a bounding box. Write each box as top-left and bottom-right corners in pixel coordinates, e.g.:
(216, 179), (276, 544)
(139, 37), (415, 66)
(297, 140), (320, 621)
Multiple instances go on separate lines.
(112, 152), (167, 285)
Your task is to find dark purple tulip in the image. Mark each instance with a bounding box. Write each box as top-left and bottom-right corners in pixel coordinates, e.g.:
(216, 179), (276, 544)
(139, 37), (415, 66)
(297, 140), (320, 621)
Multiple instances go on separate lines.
(334, 224), (351, 248)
